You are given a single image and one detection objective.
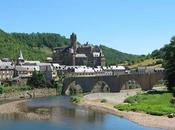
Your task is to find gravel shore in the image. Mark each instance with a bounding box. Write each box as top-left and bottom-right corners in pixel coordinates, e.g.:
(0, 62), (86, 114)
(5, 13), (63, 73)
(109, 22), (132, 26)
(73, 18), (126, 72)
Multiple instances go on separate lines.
(0, 100), (50, 120)
(81, 90), (175, 130)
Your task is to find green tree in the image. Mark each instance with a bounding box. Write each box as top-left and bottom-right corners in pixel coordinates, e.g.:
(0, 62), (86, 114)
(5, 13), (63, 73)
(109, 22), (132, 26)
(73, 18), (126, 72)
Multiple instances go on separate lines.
(28, 71), (46, 88)
(163, 37), (175, 95)
(151, 49), (160, 58)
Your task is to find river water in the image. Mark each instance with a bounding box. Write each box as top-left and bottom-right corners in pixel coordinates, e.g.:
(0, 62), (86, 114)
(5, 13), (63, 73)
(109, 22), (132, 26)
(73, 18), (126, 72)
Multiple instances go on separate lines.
(0, 96), (161, 130)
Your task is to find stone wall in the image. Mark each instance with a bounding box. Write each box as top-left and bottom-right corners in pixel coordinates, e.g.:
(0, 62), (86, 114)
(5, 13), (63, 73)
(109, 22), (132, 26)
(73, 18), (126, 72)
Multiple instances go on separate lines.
(0, 88), (57, 100)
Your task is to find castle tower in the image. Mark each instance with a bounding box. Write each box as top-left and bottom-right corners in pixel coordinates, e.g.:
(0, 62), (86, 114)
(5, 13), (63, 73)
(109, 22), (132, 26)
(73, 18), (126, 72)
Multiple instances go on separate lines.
(70, 33), (77, 66)
(70, 33), (77, 53)
(100, 49), (105, 66)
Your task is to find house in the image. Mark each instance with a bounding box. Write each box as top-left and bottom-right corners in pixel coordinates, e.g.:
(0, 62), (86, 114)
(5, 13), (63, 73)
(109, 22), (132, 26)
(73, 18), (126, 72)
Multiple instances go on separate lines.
(15, 65), (40, 78)
(0, 61), (14, 82)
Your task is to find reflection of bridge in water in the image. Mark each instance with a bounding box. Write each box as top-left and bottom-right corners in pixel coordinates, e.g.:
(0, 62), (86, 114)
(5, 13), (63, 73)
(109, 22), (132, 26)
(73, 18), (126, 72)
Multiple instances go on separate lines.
(62, 71), (164, 95)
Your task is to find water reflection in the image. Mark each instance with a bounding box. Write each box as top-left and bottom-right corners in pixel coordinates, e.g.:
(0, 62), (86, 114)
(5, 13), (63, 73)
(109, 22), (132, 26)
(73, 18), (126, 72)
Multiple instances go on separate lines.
(0, 96), (161, 130)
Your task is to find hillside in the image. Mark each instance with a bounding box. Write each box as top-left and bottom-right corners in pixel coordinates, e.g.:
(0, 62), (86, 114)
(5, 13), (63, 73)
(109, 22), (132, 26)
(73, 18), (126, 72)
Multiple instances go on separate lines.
(0, 29), (69, 61)
(128, 58), (162, 68)
(100, 45), (140, 65)
(0, 29), (141, 64)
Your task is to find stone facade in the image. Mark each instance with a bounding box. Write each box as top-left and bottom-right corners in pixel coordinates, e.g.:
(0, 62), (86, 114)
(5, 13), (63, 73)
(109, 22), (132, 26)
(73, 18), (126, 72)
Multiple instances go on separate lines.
(0, 61), (14, 82)
(53, 33), (105, 67)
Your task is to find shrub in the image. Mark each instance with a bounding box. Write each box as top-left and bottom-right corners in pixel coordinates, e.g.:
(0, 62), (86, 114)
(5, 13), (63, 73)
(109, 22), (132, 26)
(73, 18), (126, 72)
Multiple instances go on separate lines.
(0, 85), (3, 94)
(70, 96), (81, 103)
(172, 87), (175, 97)
(54, 82), (62, 95)
(27, 71), (46, 88)
(101, 99), (107, 103)
(146, 111), (164, 116)
(155, 59), (163, 65)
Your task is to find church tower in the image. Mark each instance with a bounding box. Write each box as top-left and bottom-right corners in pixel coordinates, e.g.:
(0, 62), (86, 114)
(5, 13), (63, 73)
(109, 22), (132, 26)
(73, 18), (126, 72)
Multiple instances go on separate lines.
(17, 50), (24, 65)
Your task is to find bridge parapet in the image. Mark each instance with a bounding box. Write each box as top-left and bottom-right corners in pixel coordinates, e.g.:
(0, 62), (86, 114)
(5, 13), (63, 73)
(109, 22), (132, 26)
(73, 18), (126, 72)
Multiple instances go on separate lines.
(63, 70), (164, 78)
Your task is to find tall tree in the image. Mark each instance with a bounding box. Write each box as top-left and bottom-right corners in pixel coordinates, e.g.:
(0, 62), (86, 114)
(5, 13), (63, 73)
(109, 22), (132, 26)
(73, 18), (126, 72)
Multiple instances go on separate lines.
(163, 37), (175, 95)
(28, 71), (46, 88)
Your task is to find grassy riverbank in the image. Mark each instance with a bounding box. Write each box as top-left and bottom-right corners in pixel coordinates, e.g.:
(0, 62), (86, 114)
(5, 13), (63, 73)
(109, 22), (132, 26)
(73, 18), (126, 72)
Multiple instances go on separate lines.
(0, 85), (31, 94)
(114, 91), (175, 116)
(76, 91), (175, 130)
(70, 95), (83, 103)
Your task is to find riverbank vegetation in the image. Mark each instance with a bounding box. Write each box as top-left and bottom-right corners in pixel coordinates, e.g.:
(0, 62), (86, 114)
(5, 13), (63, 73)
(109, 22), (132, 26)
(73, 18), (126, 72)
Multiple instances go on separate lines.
(0, 84), (31, 94)
(114, 91), (175, 116)
(162, 37), (175, 96)
(27, 71), (62, 93)
(0, 71), (62, 95)
(70, 95), (83, 103)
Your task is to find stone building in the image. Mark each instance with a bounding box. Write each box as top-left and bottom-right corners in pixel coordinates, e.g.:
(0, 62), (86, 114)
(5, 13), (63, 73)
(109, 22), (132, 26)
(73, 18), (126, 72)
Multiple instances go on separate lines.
(14, 50), (57, 81)
(0, 61), (14, 82)
(53, 33), (105, 67)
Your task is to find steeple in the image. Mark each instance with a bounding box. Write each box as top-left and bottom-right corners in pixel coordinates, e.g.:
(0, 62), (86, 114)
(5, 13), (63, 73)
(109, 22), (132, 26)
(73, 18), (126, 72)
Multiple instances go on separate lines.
(18, 50), (24, 60)
(17, 50), (24, 65)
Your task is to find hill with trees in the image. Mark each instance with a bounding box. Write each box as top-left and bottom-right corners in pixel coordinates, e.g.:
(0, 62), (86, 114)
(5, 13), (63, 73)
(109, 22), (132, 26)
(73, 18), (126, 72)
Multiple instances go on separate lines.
(0, 29), (141, 64)
(100, 45), (141, 65)
(0, 29), (69, 61)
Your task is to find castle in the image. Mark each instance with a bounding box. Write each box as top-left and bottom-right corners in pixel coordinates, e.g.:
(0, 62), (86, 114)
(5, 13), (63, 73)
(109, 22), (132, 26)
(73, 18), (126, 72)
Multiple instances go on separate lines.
(52, 33), (105, 66)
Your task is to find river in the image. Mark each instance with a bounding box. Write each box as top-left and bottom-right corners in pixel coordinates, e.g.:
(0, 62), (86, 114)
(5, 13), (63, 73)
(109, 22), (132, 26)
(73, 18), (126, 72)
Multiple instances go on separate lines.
(0, 96), (161, 130)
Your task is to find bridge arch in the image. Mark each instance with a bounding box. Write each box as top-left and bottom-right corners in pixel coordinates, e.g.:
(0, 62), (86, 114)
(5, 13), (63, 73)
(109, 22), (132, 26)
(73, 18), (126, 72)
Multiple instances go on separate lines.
(91, 81), (110, 93)
(65, 81), (83, 95)
(121, 79), (141, 90)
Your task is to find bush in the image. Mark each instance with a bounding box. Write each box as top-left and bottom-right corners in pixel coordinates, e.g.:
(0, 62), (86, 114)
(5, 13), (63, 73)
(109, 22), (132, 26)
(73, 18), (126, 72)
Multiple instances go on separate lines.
(0, 85), (3, 94)
(54, 82), (62, 95)
(70, 96), (81, 103)
(27, 71), (46, 88)
(172, 87), (175, 97)
(18, 86), (31, 91)
(155, 59), (163, 65)
(147, 111), (164, 116)
(0, 85), (32, 94)
(101, 99), (107, 103)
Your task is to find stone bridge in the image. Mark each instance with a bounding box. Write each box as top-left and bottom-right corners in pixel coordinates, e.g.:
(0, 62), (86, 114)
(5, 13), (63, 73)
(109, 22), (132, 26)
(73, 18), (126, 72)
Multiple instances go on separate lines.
(62, 72), (164, 95)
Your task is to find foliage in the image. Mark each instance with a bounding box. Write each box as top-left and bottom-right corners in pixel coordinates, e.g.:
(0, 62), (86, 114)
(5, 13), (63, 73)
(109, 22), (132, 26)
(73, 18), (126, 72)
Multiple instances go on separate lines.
(128, 58), (161, 68)
(70, 95), (82, 103)
(100, 45), (141, 65)
(54, 82), (63, 95)
(101, 99), (107, 103)
(27, 71), (46, 88)
(162, 37), (175, 93)
(0, 85), (3, 94)
(151, 47), (166, 59)
(0, 29), (69, 61)
(0, 84), (31, 94)
(114, 91), (175, 116)
(155, 59), (163, 65)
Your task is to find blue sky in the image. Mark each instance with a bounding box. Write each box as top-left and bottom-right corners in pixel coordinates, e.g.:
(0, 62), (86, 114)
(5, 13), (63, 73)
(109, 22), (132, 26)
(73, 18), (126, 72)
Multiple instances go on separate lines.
(0, 0), (175, 55)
